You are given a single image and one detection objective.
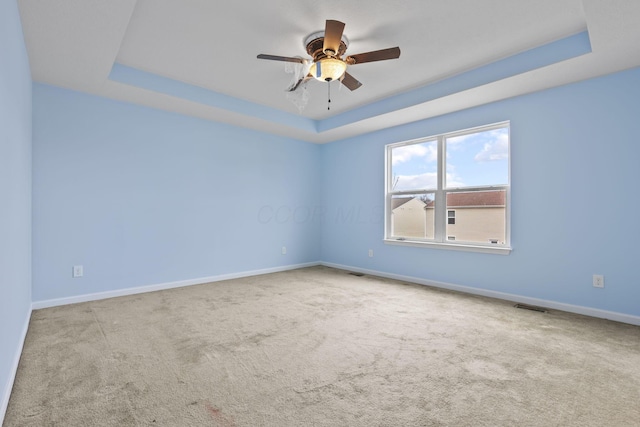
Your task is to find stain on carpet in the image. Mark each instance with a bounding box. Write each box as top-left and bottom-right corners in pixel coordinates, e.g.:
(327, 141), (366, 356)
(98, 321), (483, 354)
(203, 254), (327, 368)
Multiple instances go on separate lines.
(204, 401), (236, 427)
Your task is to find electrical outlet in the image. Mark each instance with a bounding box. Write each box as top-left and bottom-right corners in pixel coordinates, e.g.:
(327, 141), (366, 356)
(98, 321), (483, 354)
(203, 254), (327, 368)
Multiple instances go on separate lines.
(281, 246), (287, 255)
(593, 274), (604, 288)
(73, 265), (83, 278)
(368, 249), (374, 258)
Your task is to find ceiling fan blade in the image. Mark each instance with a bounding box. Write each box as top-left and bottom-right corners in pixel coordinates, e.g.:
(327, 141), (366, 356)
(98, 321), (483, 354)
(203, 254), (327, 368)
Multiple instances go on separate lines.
(287, 75), (312, 92)
(340, 72), (362, 91)
(323, 20), (345, 56)
(346, 47), (401, 65)
(257, 54), (305, 63)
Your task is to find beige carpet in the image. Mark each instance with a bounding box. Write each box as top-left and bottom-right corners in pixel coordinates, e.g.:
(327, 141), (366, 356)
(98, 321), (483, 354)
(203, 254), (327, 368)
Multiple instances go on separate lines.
(5, 266), (640, 426)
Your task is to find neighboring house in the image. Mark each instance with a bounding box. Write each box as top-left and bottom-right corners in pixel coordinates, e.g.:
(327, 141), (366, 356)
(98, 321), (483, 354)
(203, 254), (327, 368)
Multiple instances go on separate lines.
(446, 191), (506, 244)
(391, 197), (432, 238)
(391, 190), (505, 244)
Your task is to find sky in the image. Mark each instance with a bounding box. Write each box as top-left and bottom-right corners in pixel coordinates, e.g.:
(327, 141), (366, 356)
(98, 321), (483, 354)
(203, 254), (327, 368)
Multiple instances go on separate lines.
(391, 126), (509, 192)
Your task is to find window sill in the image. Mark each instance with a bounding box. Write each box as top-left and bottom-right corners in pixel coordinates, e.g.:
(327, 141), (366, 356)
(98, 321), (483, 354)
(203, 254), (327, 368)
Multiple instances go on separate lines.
(383, 238), (512, 255)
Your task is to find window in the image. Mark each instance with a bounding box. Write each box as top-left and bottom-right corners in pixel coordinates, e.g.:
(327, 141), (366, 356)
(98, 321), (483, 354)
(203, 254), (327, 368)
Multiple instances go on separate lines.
(447, 210), (456, 225)
(385, 122), (511, 254)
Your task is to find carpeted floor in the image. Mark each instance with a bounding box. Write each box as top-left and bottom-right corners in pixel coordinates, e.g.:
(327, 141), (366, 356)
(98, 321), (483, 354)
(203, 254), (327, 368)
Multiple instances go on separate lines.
(5, 266), (640, 426)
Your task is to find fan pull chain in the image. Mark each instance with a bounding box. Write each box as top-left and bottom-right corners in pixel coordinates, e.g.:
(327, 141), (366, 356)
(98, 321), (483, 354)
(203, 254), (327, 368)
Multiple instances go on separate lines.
(327, 81), (331, 110)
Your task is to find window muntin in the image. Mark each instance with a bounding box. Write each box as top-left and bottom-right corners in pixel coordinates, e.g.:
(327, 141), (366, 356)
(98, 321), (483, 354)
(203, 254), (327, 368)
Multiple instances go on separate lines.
(385, 122), (510, 253)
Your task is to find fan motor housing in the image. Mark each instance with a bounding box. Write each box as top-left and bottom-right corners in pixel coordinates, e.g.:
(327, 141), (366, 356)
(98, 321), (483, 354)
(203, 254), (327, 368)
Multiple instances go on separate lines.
(304, 32), (349, 61)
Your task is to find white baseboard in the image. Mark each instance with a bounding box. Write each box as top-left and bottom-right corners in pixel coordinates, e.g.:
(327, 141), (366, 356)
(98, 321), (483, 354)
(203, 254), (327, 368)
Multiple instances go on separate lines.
(321, 262), (640, 326)
(32, 262), (320, 310)
(33, 260), (640, 326)
(1, 306), (32, 424)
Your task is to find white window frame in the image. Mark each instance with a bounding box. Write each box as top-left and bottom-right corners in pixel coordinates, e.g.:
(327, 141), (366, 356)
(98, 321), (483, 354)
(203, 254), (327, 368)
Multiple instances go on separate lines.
(384, 122), (512, 255)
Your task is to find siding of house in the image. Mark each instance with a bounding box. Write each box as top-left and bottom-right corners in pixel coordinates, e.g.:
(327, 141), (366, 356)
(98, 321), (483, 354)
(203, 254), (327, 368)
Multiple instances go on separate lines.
(447, 207), (505, 243)
(447, 190), (506, 243)
(392, 198), (429, 238)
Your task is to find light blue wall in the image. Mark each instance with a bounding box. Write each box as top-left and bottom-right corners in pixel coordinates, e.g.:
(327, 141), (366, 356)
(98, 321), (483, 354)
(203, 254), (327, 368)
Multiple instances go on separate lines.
(32, 67), (640, 318)
(321, 66), (640, 317)
(0, 0), (32, 414)
(32, 84), (321, 301)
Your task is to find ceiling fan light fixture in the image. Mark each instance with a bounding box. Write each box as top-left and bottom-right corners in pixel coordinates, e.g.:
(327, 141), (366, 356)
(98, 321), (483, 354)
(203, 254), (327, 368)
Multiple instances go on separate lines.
(258, 20), (400, 93)
(309, 58), (347, 82)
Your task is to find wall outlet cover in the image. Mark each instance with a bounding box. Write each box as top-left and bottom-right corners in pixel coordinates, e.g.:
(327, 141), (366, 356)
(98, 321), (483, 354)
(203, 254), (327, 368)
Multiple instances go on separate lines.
(593, 274), (604, 288)
(73, 265), (83, 278)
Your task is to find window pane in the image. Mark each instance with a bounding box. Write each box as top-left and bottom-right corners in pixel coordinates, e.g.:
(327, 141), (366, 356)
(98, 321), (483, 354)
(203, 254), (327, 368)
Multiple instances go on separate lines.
(446, 190), (506, 244)
(391, 140), (438, 191)
(447, 210), (456, 224)
(445, 127), (508, 188)
(391, 194), (434, 239)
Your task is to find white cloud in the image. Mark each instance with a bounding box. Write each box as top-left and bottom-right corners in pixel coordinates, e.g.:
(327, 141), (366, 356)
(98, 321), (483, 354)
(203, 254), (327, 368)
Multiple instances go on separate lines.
(474, 132), (508, 162)
(444, 164), (465, 187)
(394, 171), (465, 191)
(392, 143), (437, 165)
(394, 172), (437, 191)
(445, 172), (465, 188)
(447, 133), (472, 147)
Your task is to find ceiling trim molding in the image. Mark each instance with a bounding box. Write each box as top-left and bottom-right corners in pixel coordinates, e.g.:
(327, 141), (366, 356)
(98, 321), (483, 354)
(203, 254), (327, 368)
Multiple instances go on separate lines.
(108, 31), (591, 142)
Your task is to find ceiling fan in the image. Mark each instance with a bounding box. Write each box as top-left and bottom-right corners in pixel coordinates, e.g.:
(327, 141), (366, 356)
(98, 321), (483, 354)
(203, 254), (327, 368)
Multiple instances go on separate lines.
(257, 19), (401, 93)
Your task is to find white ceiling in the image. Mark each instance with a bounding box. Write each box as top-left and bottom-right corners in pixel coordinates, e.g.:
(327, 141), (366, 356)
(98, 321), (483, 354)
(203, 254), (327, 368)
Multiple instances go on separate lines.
(17, 0), (640, 143)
